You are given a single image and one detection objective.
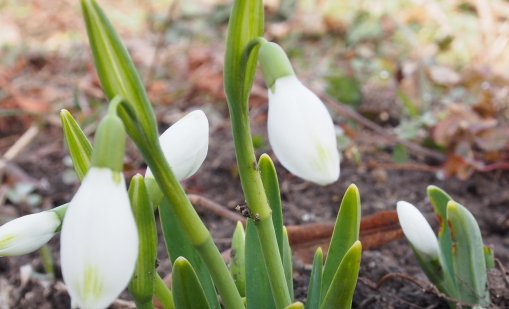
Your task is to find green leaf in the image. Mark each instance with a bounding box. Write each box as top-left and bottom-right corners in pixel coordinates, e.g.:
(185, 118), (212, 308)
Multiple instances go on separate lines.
(305, 248), (323, 309)
(321, 184), (361, 299)
(447, 201), (489, 306)
(282, 227), (294, 301)
(245, 220), (276, 309)
(159, 198), (220, 309)
(397, 89), (420, 118)
(128, 175), (157, 307)
(427, 186), (456, 286)
(325, 71), (362, 108)
(80, 0), (158, 142)
(258, 153), (283, 258)
(320, 241), (362, 309)
(230, 222), (246, 297)
(410, 244), (452, 296)
(392, 144), (409, 164)
(224, 0), (264, 107)
(484, 246), (495, 270)
(60, 109), (92, 181)
(172, 257), (211, 309)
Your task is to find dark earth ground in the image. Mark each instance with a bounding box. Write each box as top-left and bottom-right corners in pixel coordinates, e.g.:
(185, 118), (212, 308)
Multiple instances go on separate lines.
(0, 101), (508, 308)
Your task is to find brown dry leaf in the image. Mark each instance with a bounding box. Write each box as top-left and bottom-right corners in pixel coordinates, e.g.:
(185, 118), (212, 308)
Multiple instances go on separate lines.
(290, 211), (402, 264)
(187, 48), (225, 100)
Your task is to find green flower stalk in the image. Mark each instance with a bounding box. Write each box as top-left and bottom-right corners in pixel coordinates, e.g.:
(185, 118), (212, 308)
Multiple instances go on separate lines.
(60, 100), (139, 309)
(80, 1), (243, 308)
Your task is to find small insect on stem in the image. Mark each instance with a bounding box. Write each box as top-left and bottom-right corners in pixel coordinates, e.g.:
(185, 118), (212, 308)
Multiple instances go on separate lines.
(235, 203), (251, 218)
(252, 161), (259, 172)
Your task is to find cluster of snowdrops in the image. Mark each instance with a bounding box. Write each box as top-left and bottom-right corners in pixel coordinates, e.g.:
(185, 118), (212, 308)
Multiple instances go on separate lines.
(0, 1), (493, 308)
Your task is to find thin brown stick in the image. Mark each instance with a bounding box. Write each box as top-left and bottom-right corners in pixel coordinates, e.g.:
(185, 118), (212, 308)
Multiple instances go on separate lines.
(319, 94), (446, 162)
(187, 194), (246, 224)
(367, 160), (439, 173)
(0, 125), (39, 180)
(371, 273), (472, 307)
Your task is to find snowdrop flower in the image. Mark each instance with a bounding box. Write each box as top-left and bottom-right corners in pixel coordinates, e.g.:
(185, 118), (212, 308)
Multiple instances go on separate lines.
(60, 99), (138, 309)
(0, 211), (60, 256)
(397, 201), (439, 258)
(146, 110), (209, 181)
(259, 42), (340, 185)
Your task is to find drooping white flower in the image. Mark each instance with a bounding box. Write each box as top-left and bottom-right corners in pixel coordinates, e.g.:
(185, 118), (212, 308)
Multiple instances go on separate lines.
(0, 211), (60, 256)
(60, 167), (138, 309)
(146, 110), (209, 181)
(267, 75), (340, 185)
(397, 201), (439, 258)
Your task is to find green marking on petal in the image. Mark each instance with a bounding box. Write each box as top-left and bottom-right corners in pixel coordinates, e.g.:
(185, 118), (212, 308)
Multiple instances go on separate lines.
(81, 264), (104, 303)
(112, 171), (122, 184)
(0, 235), (16, 249)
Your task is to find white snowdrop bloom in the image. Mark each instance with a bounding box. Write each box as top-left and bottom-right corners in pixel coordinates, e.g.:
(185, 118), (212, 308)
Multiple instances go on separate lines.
(60, 167), (138, 309)
(146, 110), (209, 181)
(267, 76), (340, 185)
(397, 201), (439, 258)
(0, 211), (60, 256)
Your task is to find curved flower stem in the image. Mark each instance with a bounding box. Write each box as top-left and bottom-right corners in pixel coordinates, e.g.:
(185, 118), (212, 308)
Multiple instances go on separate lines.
(140, 138), (244, 309)
(154, 273), (174, 309)
(226, 37), (292, 308)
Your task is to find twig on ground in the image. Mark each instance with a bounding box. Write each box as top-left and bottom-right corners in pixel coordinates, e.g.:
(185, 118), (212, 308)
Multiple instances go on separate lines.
(0, 125), (39, 181)
(362, 272), (472, 307)
(367, 161), (439, 173)
(320, 94), (446, 162)
(188, 194), (246, 224)
(145, 0), (179, 84)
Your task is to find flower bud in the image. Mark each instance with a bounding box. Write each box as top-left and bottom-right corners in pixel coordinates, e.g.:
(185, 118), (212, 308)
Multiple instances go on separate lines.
(0, 211), (60, 256)
(267, 75), (340, 185)
(146, 110), (209, 181)
(397, 201), (439, 258)
(60, 167), (138, 309)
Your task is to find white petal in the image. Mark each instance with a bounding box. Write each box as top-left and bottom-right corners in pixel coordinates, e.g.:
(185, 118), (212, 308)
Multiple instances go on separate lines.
(146, 110), (209, 181)
(397, 201), (439, 258)
(0, 211), (60, 256)
(268, 76), (340, 185)
(61, 167), (138, 309)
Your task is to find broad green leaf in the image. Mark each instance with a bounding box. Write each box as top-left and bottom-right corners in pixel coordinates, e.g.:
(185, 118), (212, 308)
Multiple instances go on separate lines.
(159, 198), (220, 309)
(60, 109), (92, 180)
(447, 201), (489, 306)
(81, 0), (158, 142)
(282, 227), (294, 301)
(321, 184), (361, 299)
(259, 153), (283, 258)
(230, 222), (246, 297)
(128, 175), (157, 307)
(224, 0), (264, 107)
(172, 257), (211, 309)
(305, 248), (323, 309)
(427, 186), (456, 286)
(320, 241), (362, 309)
(245, 220), (275, 309)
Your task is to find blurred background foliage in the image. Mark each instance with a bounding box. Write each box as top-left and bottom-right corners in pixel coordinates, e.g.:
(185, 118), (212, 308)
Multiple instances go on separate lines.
(1, 0), (509, 180)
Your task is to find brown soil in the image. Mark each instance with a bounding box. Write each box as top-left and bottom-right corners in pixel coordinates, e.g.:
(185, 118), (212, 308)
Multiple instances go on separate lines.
(0, 104), (508, 308)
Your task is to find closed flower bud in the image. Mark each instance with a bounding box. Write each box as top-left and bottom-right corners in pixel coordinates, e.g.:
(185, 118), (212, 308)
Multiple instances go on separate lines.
(267, 75), (340, 185)
(397, 201), (439, 258)
(60, 167), (138, 309)
(146, 110), (209, 181)
(0, 211), (60, 256)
